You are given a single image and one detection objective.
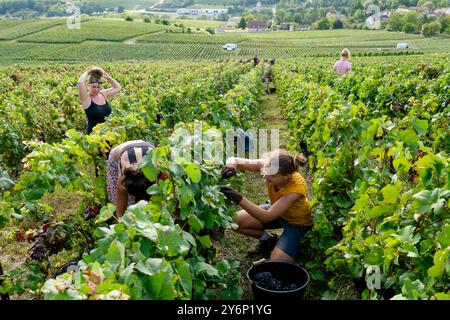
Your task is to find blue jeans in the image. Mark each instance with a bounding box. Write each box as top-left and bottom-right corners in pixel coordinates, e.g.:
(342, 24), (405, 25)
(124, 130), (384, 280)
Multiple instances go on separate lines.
(260, 203), (310, 260)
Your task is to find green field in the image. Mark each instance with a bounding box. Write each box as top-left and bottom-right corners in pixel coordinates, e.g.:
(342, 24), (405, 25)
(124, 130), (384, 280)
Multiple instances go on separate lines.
(171, 18), (226, 29)
(0, 18), (449, 64)
(0, 19), (67, 40)
(17, 18), (171, 43)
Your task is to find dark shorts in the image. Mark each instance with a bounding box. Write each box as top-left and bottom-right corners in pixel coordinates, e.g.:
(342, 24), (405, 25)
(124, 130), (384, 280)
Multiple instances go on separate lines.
(260, 203), (311, 260)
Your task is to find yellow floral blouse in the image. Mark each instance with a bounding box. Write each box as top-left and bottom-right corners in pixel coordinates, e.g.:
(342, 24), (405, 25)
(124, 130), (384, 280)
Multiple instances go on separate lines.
(265, 172), (313, 227)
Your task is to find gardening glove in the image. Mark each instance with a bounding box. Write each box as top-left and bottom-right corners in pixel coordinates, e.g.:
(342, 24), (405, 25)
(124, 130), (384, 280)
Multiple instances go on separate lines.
(220, 186), (243, 204)
(221, 166), (237, 179)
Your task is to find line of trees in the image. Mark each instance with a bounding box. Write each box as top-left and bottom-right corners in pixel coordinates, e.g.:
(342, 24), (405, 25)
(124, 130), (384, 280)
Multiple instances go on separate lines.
(310, 11), (450, 37)
(230, 0), (450, 36)
(387, 11), (450, 36)
(206, 0), (449, 8)
(0, 0), (104, 18)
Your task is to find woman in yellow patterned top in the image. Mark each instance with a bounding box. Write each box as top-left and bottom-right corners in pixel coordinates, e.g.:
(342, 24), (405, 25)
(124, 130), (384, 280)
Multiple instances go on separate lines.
(220, 149), (312, 262)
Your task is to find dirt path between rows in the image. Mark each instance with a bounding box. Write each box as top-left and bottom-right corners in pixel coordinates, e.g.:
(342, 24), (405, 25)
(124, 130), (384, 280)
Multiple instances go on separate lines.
(219, 90), (290, 299)
(122, 31), (165, 45)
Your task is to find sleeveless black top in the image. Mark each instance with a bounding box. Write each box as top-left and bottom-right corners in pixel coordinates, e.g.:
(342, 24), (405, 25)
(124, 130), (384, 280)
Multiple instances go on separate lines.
(84, 94), (112, 134)
(118, 141), (155, 172)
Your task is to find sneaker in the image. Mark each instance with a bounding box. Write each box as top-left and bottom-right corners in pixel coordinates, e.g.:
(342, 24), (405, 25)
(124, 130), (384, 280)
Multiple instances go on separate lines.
(247, 235), (278, 257)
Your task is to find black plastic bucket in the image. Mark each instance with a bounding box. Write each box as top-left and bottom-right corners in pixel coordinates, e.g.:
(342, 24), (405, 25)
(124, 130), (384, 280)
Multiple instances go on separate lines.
(247, 260), (310, 301)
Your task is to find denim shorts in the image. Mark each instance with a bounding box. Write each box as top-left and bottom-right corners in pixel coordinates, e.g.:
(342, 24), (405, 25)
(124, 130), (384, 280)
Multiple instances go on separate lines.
(260, 203), (311, 260)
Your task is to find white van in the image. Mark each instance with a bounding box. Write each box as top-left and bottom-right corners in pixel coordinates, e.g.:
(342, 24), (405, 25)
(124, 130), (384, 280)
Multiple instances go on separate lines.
(223, 43), (238, 51)
(396, 43), (409, 49)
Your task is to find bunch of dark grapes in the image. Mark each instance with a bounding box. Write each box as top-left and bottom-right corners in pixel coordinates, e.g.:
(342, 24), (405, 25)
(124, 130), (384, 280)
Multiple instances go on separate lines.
(254, 271), (299, 291)
(27, 222), (71, 260)
(46, 225), (69, 254)
(83, 204), (101, 220)
(28, 240), (48, 261)
(254, 271), (272, 283)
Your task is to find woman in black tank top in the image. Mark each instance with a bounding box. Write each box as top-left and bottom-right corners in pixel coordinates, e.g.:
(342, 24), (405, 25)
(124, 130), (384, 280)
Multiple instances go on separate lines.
(84, 93), (112, 134)
(77, 67), (121, 134)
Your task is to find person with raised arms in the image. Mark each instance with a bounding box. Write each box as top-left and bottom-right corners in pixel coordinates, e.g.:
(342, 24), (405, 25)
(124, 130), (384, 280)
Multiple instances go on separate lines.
(77, 66), (121, 134)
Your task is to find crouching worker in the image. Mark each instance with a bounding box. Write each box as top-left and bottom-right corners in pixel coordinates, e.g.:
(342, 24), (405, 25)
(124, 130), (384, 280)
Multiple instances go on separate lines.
(220, 149), (313, 262)
(107, 140), (166, 218)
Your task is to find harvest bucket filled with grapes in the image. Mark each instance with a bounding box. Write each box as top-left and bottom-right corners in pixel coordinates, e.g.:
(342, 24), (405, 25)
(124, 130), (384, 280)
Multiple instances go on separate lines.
(247, 260), (310, 300)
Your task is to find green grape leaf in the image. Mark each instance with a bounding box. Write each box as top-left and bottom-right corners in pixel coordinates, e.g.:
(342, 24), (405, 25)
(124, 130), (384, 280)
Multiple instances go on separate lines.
(436, 225), (450, 248)
(184, 163), (201, 183)
(411, 119), (428, 136)
(197, 235), (212, 249)
(23, 188), (45, 201)
(105, 240), (125, 268)
(381, 182), (402, 204)
(145, 270), (175, 300)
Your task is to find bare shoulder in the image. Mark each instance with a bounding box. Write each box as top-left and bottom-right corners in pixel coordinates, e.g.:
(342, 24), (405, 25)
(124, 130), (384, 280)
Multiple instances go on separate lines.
(109, 145), (122, 161)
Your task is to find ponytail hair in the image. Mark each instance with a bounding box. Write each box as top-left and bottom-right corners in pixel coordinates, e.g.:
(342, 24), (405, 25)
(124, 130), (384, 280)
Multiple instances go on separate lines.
(294, 154), (308, 169)
(265, 149), (307, 176)
(122, 166), (152, 201)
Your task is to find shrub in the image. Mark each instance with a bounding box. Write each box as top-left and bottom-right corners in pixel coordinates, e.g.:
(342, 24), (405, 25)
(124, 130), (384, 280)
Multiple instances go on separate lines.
(332, 19), (344, 29)
(422, 21), (441, 37)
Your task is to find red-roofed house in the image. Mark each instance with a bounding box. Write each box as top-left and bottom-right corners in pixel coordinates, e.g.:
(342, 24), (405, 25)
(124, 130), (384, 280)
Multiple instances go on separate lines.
(248, 20), (268, 32)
